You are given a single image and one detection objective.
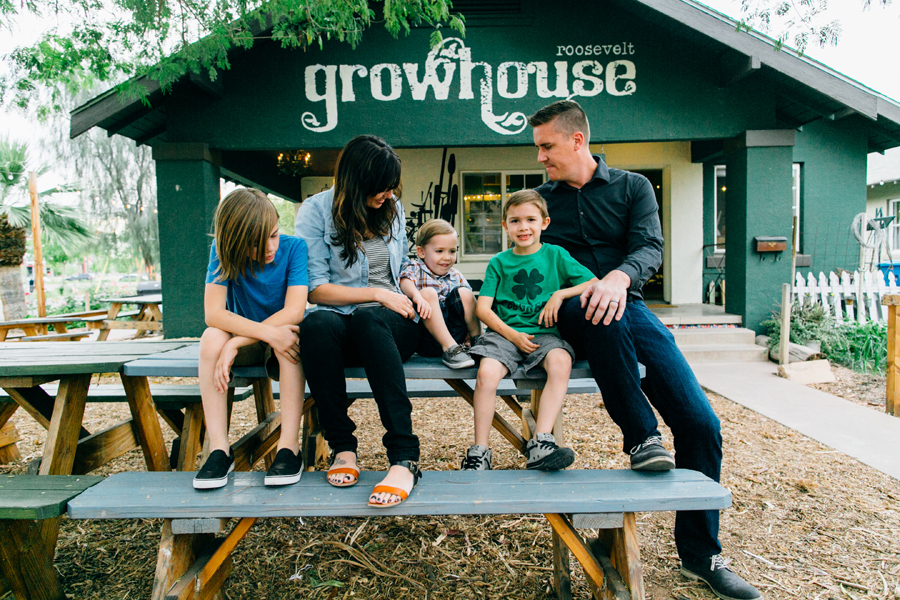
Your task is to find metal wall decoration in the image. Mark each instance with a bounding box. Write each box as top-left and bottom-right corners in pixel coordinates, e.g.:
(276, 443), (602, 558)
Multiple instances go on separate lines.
(405, 148), (459, 255)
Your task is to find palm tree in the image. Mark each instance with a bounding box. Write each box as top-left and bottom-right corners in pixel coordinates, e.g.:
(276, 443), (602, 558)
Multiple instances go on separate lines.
(0, 137), (92, 320)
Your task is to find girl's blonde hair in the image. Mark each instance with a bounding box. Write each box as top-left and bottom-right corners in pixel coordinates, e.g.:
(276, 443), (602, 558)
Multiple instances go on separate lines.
(416, 219), (458, 248)
(212, 188), (279, 282)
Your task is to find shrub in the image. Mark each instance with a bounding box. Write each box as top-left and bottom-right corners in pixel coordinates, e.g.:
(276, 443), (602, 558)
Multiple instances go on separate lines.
(761, 302), (887, 374)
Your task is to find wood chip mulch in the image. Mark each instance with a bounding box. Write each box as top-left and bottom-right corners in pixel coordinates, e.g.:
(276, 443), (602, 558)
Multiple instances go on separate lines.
(2, 373), (899, 600)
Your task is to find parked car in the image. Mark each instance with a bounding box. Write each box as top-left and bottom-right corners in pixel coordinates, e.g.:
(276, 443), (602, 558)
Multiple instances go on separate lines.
(120, 273), (150, 282)
(65, 273), (92, 281)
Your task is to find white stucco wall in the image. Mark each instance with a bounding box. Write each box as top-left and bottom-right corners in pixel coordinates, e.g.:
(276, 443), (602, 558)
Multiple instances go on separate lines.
(388, 141), (703, 303)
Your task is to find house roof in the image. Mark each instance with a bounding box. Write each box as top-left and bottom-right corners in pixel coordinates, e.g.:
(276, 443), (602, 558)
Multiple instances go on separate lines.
(868, 147), (900, 185)
(70, 0), (900, 154)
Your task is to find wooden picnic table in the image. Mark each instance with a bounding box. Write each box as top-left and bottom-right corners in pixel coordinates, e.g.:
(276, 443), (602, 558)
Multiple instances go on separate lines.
(123, 343), (645, 599)
(0, 309), (109, 341)
(0, 340), (190, 600)
(96, 293), (163, 340)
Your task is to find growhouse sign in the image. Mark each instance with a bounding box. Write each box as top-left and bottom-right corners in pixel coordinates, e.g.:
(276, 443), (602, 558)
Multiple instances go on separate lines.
(302, 37), (637, 136)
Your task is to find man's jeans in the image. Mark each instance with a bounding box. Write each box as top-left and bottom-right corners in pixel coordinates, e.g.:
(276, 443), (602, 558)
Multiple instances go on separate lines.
(558, 297), (723, 563)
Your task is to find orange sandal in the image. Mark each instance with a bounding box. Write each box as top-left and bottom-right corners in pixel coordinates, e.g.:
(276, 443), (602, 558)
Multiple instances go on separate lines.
(327, 451), (359, 487)
(368, 460), (422, 508)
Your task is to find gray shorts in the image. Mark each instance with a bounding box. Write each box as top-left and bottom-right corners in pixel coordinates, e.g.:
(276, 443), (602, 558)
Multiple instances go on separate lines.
(469, 330), (575, 376)
(232, 341), (281, 381)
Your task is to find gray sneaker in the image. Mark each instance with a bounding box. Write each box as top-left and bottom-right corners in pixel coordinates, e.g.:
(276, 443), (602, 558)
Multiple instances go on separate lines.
(525, 433), (575, 470)
(681, 555), (761, 600)
(629, 435), (676, 471)
(461, 445), (492, 470)
(442, 344), (475, 369)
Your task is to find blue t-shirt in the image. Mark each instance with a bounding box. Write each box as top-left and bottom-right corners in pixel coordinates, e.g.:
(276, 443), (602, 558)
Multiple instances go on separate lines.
(206, 234), (309, 323)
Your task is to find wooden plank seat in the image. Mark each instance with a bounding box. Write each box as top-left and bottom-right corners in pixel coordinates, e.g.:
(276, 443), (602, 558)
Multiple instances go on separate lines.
(68, 470), (730, 600)
(0, 474), (103, 600)
(20, 332), (92, 342)
(82, 310), (141, 330)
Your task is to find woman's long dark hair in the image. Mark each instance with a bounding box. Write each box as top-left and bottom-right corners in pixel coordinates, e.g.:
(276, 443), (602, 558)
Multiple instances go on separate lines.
(331, 135), (402, 267)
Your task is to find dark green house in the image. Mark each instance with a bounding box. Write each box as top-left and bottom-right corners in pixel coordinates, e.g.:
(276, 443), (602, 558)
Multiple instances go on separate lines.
(71, 0), (900, 335)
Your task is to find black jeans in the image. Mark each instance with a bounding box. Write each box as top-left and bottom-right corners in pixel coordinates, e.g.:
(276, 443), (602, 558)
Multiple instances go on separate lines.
(300, 306), (421, 463)
(558, 297), (723, 563)
(416, 287), (469, 357)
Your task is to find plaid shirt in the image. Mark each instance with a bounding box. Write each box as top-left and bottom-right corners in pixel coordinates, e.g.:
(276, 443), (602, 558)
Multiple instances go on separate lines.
(399, 259), (471, 302)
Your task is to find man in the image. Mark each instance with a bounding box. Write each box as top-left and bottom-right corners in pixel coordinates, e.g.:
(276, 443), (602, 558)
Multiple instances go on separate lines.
(529, 100), (760, 600)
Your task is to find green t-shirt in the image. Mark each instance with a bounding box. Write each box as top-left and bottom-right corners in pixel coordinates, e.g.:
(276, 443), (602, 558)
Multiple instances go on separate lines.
(480, 243), (595, 336)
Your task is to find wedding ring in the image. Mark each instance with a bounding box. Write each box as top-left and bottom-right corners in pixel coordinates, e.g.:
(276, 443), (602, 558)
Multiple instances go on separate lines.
(609, 301), (619, 305)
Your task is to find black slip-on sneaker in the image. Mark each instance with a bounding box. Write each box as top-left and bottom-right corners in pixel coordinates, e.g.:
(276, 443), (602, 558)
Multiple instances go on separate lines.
(264, 448), (303, 486)
(193, 449), (235, 490)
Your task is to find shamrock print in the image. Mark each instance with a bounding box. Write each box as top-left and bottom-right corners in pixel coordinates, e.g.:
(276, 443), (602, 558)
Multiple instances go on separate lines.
(512, 268), (544, 301)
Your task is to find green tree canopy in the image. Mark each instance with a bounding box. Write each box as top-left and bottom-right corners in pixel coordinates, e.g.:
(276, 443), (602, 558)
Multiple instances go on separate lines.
(735, 0), (893, 53)
(1, 0), (464, 115)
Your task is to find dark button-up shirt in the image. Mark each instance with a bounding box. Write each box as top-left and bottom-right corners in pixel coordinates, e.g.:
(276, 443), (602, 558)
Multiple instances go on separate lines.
(536, 156), (663, 301)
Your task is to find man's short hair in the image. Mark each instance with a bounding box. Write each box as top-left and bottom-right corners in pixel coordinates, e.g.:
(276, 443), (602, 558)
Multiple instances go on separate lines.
(528, 100), (590, 141)
(504, 189), (549, 221)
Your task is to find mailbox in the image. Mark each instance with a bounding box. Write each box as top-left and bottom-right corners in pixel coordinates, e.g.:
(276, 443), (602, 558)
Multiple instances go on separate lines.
(753, 236), (787, 253)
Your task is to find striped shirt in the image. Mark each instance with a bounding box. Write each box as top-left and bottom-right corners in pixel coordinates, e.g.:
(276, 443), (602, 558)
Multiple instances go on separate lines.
(398, 259), (471, 302)
(358, 237), (398, 308)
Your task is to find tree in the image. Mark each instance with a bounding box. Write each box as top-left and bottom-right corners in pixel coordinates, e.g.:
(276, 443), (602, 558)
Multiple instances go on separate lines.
(58, 126), (159, 276)
(734, 0), (893, 53)
(0, 136), (92, 319)
(0, 0), (465, 114)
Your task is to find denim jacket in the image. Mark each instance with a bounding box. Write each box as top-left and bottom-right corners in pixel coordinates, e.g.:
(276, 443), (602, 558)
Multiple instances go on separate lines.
(295, 187), (410, 315)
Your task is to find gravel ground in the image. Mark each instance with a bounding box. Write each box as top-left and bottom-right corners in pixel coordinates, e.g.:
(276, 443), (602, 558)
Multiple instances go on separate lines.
(1, 368), (899, 600)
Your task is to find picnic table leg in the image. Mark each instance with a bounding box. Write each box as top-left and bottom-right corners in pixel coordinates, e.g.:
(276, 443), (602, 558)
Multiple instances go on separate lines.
(96, 303), (122, 341)
(445, 379), (527, 453)
(0, 404), (22, 464)
(38, 374), (91, 475)
(121, 374), (170, 471)
(252, 378), (277, 469)
(0, 517), (66, 600)
(596, 513), (645, 600)
(151, 522), (225, 600)
(177, 403), (206, 472)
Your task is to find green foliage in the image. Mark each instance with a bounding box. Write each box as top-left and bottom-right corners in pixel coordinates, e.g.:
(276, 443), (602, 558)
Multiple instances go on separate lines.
(736, 0), (891, 54)
(271, 196), (296, 235)
(1, 0), (465, 113)
(761, 302), (887, 374)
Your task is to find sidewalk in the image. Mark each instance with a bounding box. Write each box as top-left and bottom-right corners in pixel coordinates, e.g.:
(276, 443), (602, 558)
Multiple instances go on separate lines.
(692, 361), (900, 480)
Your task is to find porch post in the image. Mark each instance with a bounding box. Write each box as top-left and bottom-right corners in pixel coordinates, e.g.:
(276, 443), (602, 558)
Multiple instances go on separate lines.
(153, 144), (221, 338)
(724, 131), (795, 333)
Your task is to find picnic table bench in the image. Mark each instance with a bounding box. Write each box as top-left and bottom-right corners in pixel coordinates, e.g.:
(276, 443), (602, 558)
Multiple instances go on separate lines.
(96, 294), (163, 340)
(67, 469), (730, 600)
(123, 343), (645, 600)
(0, 474), (103, 600)
(0, 309), (109, 341)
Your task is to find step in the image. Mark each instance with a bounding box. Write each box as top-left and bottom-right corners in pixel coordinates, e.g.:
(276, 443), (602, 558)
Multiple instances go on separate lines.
(681, 344), (769, 365)
(670, 327), (757, 346)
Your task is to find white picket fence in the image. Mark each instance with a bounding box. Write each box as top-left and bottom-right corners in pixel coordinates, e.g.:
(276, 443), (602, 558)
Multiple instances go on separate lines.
(792, 270), (899, 323)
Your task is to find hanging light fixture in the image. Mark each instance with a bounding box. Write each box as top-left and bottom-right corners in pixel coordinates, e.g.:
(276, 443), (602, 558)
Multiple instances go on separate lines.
(277, 150), (312, 177)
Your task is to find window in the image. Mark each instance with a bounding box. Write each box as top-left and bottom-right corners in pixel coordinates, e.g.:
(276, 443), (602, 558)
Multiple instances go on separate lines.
(461, 171), (545, 257)
(714, 166), (726, 251)
(891, 199), (900, 250)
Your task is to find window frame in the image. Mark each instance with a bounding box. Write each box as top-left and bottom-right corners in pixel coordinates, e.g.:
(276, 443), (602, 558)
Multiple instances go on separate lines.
(890, 198), (900, 251)
(713, 165), (726, 253)
(459, 169), (546, 260)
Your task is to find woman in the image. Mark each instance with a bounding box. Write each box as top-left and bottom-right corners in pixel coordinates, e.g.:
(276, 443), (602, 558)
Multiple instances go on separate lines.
(295, 135), (422, 508)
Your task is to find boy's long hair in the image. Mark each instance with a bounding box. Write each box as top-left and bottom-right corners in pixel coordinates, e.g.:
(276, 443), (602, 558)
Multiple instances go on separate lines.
(212, 188), (278, 282)
(331, 135), (402, 267)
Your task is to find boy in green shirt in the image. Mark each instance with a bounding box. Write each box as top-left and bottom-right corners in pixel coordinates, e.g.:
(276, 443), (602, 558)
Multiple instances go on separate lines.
(464, 190), (598, 471)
